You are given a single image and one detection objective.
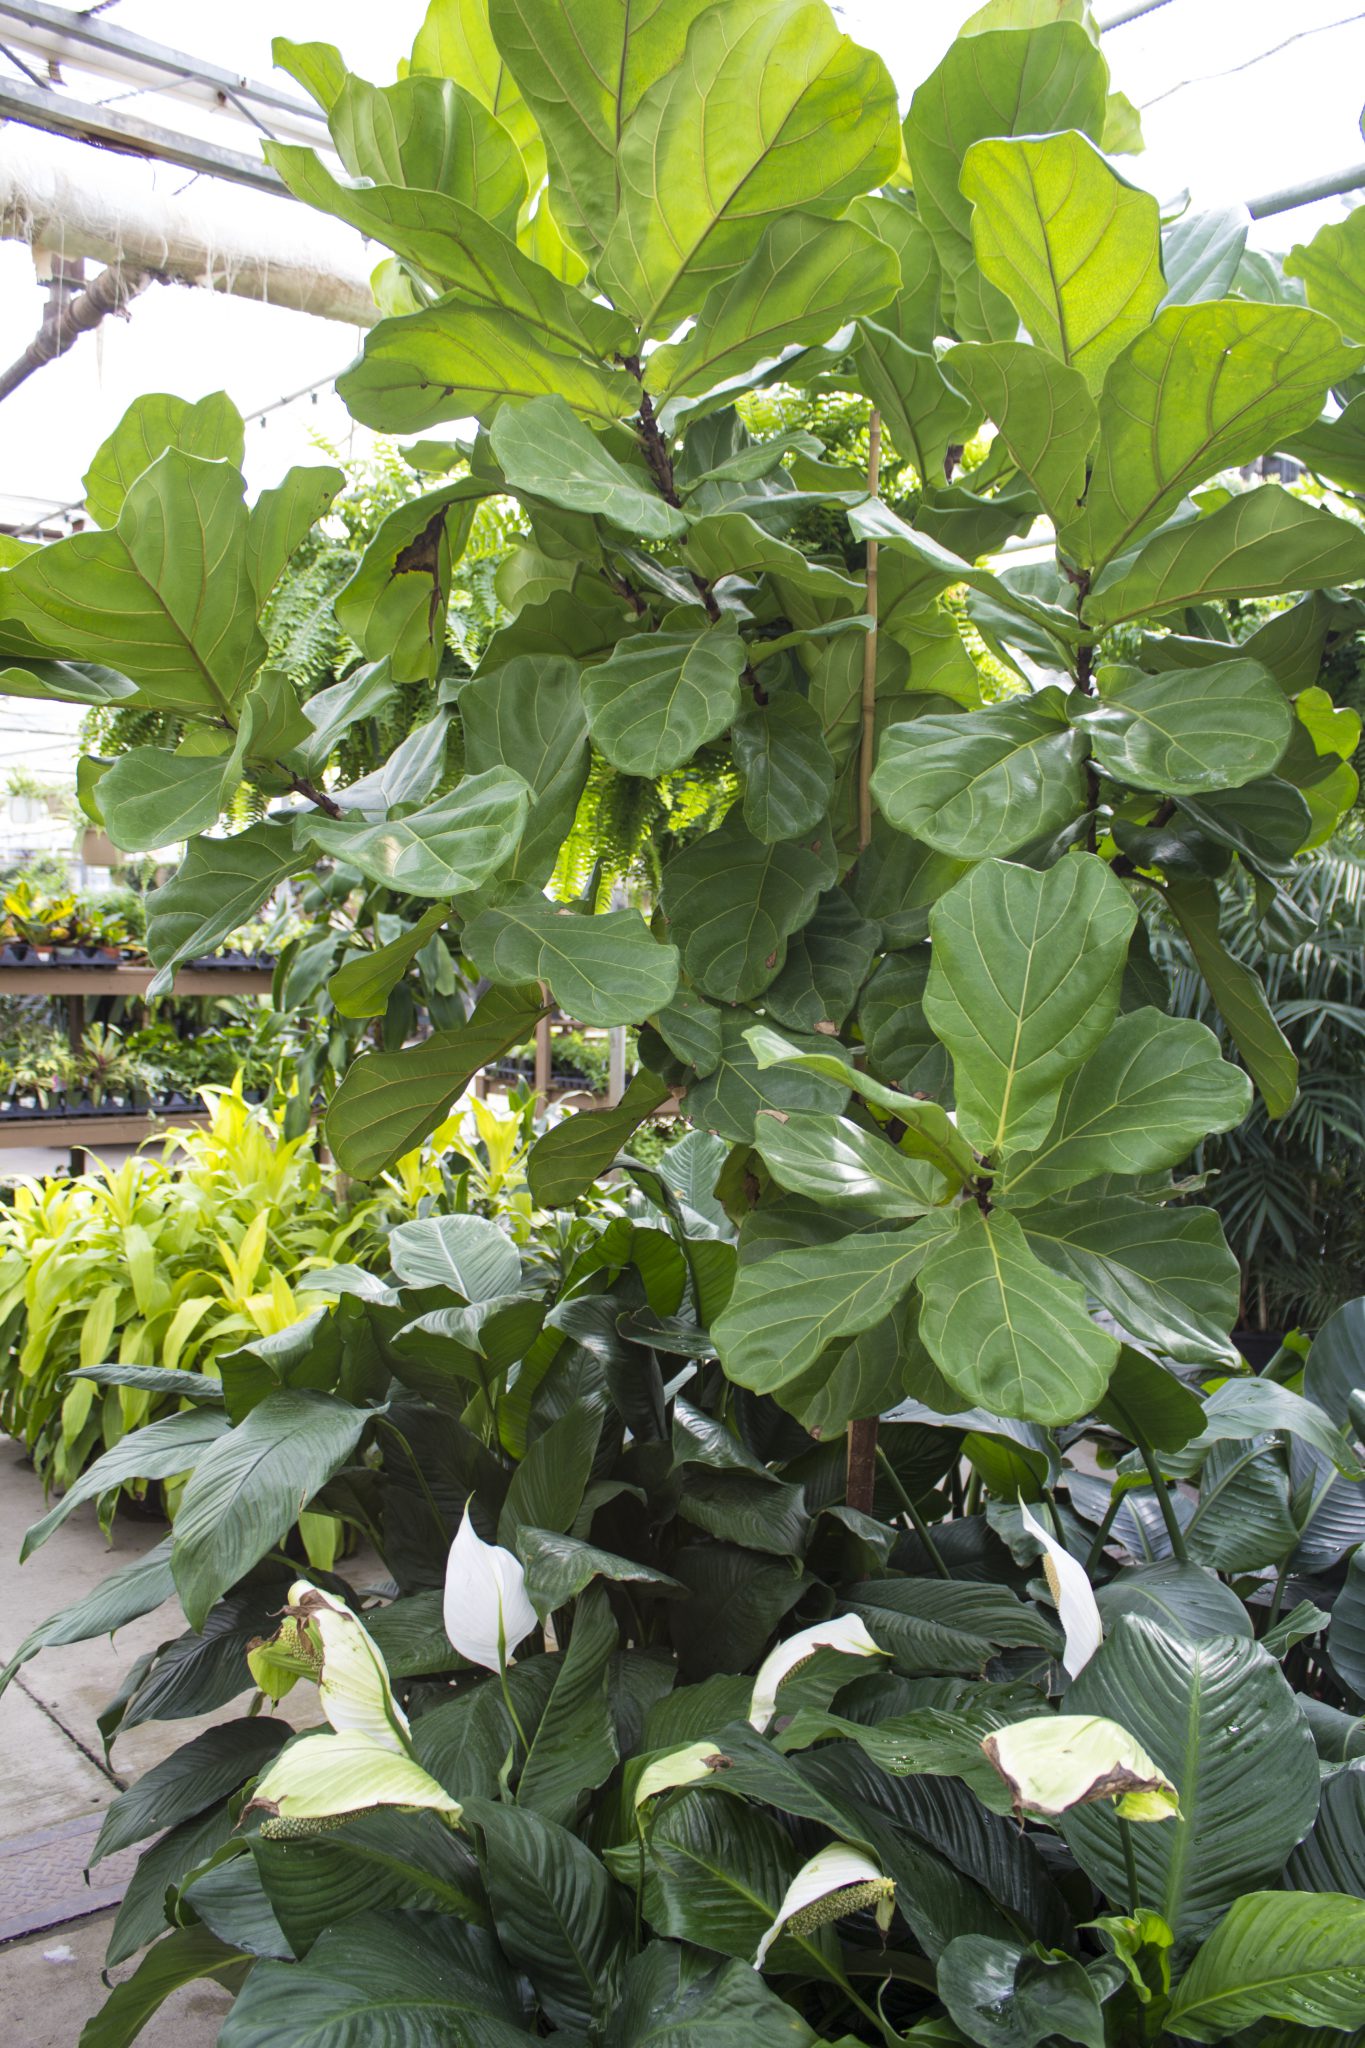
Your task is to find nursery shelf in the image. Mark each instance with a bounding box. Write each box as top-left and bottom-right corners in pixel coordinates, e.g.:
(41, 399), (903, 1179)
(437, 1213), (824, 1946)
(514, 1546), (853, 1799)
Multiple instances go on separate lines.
(0, 1106), (210, 1151)
(0, 965), (273, 996)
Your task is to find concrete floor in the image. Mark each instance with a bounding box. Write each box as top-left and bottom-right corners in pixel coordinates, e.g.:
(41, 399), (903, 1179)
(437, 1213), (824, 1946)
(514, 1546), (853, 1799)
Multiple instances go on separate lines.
(0, 1443), (248, 2046)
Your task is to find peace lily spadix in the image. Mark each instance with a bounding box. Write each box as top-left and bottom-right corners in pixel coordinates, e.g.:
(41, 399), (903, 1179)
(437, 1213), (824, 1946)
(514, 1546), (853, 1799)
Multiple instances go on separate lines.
(984, 1715), (1181, 1822)
(754, 1843), (895, 1969)
(1019, 1499), (1103, 1678)
(443, 1508), (538, 1672)
(748, 1613), (884, 1730)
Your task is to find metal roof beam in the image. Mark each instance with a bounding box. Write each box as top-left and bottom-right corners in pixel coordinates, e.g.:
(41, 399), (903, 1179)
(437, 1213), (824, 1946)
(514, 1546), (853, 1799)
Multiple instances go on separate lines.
(0, 75), (286, 194)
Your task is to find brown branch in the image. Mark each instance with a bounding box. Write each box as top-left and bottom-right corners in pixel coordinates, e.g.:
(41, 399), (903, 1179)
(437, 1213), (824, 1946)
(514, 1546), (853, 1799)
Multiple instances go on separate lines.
(288, 771), (344, 820)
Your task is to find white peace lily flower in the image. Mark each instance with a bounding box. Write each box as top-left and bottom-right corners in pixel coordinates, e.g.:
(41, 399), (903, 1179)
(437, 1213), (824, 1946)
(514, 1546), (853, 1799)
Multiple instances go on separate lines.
(754, 1843), (895, 1969)
(632, 1740), (727, 1815)
(286, 1580), (410, 1754)
(443, 1510), (538, 1673)
(250, 1727), (462, 1827)
(1019, 1499), (1103, 1678)
(983, 1714), (1181, 1823)
(748, 1612), (885, 1730)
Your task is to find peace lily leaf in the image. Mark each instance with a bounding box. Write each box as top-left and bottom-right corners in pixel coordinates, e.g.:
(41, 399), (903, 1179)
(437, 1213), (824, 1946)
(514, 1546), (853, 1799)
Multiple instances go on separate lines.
(464, 889), (680, 1026)
(1087, 485), (1365, 627)
(598, 0), (900, 335)
(961, 131), (1163, 391)
(301, 769), (530, 897)
(1188, 1379), (1364, 1479)
(98, 748), (230, 851)
(325, 981), (547, 1177)
(492, 395), (685, 540)
(732, 694), (837, 844)
(1022, 1196), (1241, 1369)
(1061, 1616), (1321, 1938)
(528, 1070), (673, 1207)
(521, 1529), (686, 1618)
(744, 1024), (978, 1183)
(338, 298), (636, 433)
(3, 450), (265, 718)
(872, 690), (1089, 859)
(904, 21), (1109, 343)
(583, 620), (744, 776)
(651, 215), (899, 398)
(1165, 1890), (1365, 2042)
(984, 1714), (1179, 1820)
(660, 813), (836, 1002)
(390, 1214), (522, 1298)
(1066, 304), (1363, 571)
(683, 1013), (852, 1143)
(1001, 1008), (1252, 1204)
(711, 1221), (943, 1397)
(146, 824), (307, 995)
(916, 1204), (1118, 1425)
(943, 341), (1098, 529)
(1074, 659), (1292, 796)
(1164, 878), (1298, 1117)
(250, 1729), (462, 1824)
(459, 653), (590, 886)
(82, 389), (245, 530)
(1285, 204), (1365, 339)
(753, 1114), (948, 1220)
(935, 1937), (1107, 2048)
(924, 855), (1136, 1161)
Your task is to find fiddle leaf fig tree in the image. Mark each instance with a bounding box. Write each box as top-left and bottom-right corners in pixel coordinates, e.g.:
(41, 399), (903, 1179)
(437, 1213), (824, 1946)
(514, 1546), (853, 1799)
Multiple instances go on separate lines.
(4, 0), (1364, 1454)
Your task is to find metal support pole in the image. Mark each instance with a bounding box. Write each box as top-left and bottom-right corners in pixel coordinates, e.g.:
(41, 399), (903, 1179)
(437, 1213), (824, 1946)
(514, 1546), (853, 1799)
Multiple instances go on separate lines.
(534, 1012), (552, 1114)
(1248, 162), (1365, 220)
(607, 1027), (626, 1107)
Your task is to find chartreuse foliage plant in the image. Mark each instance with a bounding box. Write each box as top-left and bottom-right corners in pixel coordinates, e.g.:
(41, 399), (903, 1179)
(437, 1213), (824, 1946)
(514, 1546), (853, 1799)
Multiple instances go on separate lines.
(5, 0), (1365, 2040)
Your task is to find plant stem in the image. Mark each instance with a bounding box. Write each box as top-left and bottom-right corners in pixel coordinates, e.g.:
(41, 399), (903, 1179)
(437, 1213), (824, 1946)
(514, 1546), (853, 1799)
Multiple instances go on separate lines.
(1119, 1816), (1141, 1915)
(1266, 1558), (1291, 1630)
(1084, 1488), (1125, 1573)
(1137, 1442), (1189, 1564)
(846, 1417), (879, 1516)
(963, 1470), (984, 1519)
(877, 1446), (951, 1578)
(498, 1659), (530, 1755)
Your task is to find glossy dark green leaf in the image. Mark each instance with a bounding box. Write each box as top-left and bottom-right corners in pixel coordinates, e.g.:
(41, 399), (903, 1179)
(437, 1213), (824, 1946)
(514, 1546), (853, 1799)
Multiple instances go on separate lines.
(583, 619), (744, 775)
(661, 813), (836, 1003)
(1021, 1196), (1240, 1368)
(872, 692), (1088, 859)
(464, 1798), (627, 2031)
(302, 769), (530, 896)
(464, 890), (679, 1026)
(732, 693), (837, 845)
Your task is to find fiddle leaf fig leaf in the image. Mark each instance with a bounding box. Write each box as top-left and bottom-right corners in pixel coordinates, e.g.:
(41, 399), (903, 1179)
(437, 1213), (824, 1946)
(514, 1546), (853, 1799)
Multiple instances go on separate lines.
(300, 768), (531, 897)
(1087, 485), (1365, 627)
(753, 1114), (949, 1221)
(660, 813), (837, 1003)
(684, 1013), (852, 1143)
(491, 396), (685, 539)
(1000, 1009), (1253, 1205)
(463, 890), (680, 1026)
(329, 71), (526, 225)
(98, 747), (230, 852)
(1021, 1194), (1241, 1369)
(732, 694), (837, 844)
(961, 130), (1164, 391)
(583, 620), (745, 776)
(1164, 880), (1298, 1117)
(528, 1071), (674, 1208)
(459, 654), (590, 886)
(329, 903), (451, 1020)
(1067, 304), (1364, 571)
(871, 690), (1089, 859)
(924, 855), (1137, 1161)
(916, 1204), (1118, 1424)
(745, 1024), (978, 1184)
(2, 450), (265, 718)
(1285, 204), (1365, 340)
(1074, 659), (1292, 796)
(943, 341), (1097, 529)
(598, 0), (900, 335)
(651, 214), (900, 398)
(335, 479), (488, 683)
(82, 390), (245, 531)
(146, 824), (307, 995)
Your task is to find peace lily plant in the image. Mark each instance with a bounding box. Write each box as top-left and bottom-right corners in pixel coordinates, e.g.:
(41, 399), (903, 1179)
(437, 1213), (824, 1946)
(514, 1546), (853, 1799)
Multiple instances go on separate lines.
(4, 0), (1365, 2042)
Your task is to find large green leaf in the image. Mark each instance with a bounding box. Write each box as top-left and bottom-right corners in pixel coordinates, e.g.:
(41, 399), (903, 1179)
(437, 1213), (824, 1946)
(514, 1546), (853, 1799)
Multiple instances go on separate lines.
(651, 214), (899, 397)
(82, 390), (246, 530)
(852, 1576), (1059, 1672)
(328, 70), (525, 224)
(1065, 304), (1363, 571)
(1001, 1008), (1252, 1204)
(1062, 1617), (1321, 1937)
(338, 297), (635, 433)
(1075, 659), (1291, 795)
(527, 1070), (671, 1206)
(517, 1585), (618, 1826)
(1331, 1549), (1365, 1704)
(682, 1012), (852, 1142)
(491, 394), (684, 539)
(465, 1798), (627, 2030)
(711, 1221), (942, 1395)
(389, 1214), (522, 1299)
(21, 1409), (228, 1560)
(81, 1926), (249, 2048)
(850, 324), (980, 482)
(92, 1720), (289, 1863)
(216, 1909), (529, 2048)
(171, 1392), (369, 1629)
(0, 656), (136, 705)
(463, 889), (679, 1025)
(943, 342), (1098, 529)
(660, 812), (836, 1002)
(1285, 205), (1365, 339)
(407, 2), (543, 173)
(145, 824), (308, 996)
(4, 451), (264, 717)
(924, 854), (1135, 1161)
(753, 1113), (947, 1220)
(961, 130), (1162, 391)
(325, 982), (547, 1176)
(98, 747), (230, 851)
(1164, 878), (1298, 1117)
(631, 1789), (815, 1968)
(1087, 485), (1365, 627)
(606, 1943), (822, 2048)
(1023, 1196), (1239, 1368)
(745, 1024), (978, 1182)
(0, 1534), (174, 1700)
(333, 480), (485, 683)
(732, 694), (837, 845)
(903, 21), (1109, 342)
(301, 769), (530, 896)
(936, 1936), (1106, 2048)
(760, 886), (877, 1034)
(1286, 1761), (1365, 1895)
(872, 691), (1088, 859)
(245, 465), (344, 606)
(583, 619), (744, 775)
(1166, 1891), (1365, 2042)
(328, 904), (451, 1021)
(916, 1204), (1117, 1424)
(598, 0), (899, 335)
(459, 654), (589, 887)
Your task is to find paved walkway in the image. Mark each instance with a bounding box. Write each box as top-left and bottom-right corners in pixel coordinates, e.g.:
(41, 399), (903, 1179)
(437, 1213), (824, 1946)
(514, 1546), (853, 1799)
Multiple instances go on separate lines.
(0, 1443), (231, 2045)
